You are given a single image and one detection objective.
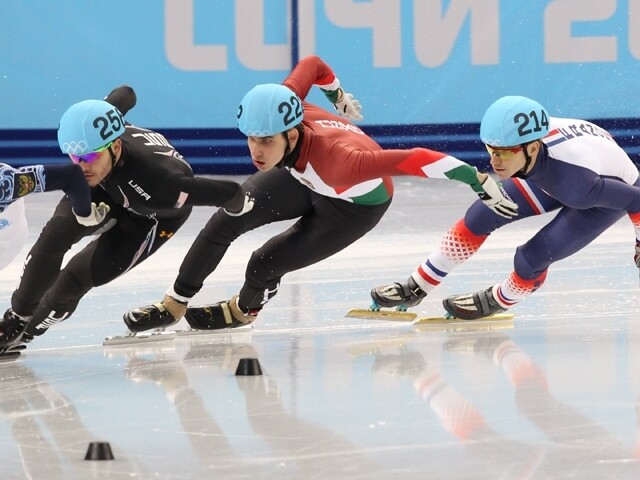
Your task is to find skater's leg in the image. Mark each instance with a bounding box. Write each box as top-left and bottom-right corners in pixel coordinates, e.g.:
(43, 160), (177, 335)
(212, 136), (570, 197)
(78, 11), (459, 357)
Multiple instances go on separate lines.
(443, 206), (626, 319)
(184, 195), (391, 330)
(372, 178), (560, 309)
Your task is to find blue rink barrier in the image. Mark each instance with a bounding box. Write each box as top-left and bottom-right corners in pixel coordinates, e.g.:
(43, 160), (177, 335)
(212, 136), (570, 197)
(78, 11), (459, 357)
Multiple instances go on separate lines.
(1, 119), (639, 174)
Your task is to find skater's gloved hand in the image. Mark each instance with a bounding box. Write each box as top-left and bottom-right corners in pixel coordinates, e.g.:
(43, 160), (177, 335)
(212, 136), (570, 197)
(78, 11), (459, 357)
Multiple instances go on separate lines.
(634, 240), (640, 268)
(333, 88), (363, 122)
(321, 86), (363, 122)
(0, 163), (46, 210)
(74, 202), (110, 226)
(224, 192), (255, 217)
(477, 175), (518, 219)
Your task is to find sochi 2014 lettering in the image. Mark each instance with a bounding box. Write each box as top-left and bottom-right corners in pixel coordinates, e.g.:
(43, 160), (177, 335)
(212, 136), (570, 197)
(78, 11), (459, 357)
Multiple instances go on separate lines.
(165, 0), (639, 71)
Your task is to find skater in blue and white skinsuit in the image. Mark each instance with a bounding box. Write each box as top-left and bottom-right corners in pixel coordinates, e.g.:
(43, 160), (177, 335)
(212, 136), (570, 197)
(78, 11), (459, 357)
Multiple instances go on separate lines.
(372, 96), (640, 319)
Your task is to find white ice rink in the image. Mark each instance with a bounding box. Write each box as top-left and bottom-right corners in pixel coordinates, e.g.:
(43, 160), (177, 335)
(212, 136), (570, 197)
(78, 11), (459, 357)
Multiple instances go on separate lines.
(1, 177), (640, 479)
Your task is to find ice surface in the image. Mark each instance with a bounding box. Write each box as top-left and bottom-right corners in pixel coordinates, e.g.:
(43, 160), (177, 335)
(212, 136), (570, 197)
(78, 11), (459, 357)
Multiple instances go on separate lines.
(1, 177), (639, 479)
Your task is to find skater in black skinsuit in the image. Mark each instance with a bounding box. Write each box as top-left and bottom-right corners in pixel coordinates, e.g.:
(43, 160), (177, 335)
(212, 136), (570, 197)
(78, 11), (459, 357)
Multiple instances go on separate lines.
(0, 85), (254, 352)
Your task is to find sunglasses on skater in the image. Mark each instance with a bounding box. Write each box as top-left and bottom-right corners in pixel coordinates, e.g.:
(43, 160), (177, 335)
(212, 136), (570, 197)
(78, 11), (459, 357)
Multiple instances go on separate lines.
(485, 144), (523, 159)
(69, 141), (113, 164)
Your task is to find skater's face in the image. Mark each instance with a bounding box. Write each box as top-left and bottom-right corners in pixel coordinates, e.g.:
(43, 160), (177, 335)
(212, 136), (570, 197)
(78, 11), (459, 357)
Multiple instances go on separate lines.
(71, 139), (122, 187)
(486, 142), (539, 178)
(246, 128), (299, 171)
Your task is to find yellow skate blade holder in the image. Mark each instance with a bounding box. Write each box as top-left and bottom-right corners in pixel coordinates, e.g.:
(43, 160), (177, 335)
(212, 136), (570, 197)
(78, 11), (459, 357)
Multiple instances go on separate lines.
(345, 309), (417, 322)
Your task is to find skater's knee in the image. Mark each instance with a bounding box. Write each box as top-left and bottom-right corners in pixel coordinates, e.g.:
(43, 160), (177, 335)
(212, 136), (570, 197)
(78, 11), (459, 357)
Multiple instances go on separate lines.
(202, 212), (247, 245)
(464, 202), (509, 235)
(245, 250), (281, 285)
(514, 246), (549, 280)
(46, 269), (92, 308)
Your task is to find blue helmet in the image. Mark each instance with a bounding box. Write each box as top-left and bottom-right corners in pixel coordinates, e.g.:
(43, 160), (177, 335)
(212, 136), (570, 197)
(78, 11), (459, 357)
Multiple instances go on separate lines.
(58, 99), (125, 155)
(237, 83), (303, 137)
(480, 96), (549, 147)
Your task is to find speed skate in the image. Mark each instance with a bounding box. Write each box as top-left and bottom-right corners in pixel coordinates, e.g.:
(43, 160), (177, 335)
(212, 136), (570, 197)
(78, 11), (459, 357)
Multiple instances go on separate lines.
(345, 308), (514, 325)
(103, 324), (253, 346)
(0, 344), (27, 362)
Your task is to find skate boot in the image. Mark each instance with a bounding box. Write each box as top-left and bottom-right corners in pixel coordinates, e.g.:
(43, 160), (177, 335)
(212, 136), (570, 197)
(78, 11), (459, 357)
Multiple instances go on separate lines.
(185, 295), (257, 330)
(370, 276), (426, 311)
(0, 309), (32, 354)
(123, 295), (186, 333)
(442, 285), (507, 320)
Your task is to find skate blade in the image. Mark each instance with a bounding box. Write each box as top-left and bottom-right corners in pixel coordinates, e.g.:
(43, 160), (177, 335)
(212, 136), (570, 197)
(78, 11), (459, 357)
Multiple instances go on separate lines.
(413, 314), (515, 333)
(412, 313), (514, 325)
(103, 330), (178, 346)
(6, 344), (27, 352)
(0, 351), (21, 362)
(345, 309), (417, 321)
(175, 324), (253, 336)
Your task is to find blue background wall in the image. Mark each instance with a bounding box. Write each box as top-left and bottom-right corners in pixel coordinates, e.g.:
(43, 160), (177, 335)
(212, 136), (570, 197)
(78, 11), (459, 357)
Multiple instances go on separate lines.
(2, 1), (639, 172)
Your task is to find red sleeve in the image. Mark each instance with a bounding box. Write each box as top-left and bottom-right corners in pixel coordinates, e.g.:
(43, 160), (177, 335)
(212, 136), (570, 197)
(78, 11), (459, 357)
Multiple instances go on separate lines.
(303, 137), (452, 187)
(283, 55), (336, 100)
(320, 149), (448, 186)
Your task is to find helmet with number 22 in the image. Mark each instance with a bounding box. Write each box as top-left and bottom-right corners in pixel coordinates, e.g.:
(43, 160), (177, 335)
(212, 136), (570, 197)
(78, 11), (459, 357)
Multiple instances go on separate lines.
(237, 83), (304, 137)
(58, 99), (125, 155)
(480, 96), (550, 148)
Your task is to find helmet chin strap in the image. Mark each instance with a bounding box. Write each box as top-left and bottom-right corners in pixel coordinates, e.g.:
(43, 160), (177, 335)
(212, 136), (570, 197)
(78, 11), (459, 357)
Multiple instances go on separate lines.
(282, 133), (292, 160)
(108, 145), (118, 168)
(278, 126), (303, 169)
(512, 142), (533, 178)
(101, 143), (121, 184)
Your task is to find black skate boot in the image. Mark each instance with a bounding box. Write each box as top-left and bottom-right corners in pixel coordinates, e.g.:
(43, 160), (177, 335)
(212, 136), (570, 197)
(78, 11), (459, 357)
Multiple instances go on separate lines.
(442, 285), (507, 320)
(124, 302), (179, 333)
(185, 295), (257, 330)
(370, 276), (426, 311)
(0, 309), (32, 354)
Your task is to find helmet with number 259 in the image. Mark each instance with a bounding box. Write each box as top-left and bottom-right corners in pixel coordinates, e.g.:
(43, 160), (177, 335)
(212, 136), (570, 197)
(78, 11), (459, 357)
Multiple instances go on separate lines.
(237, 83), (304, 137)
(480, 95), (549, 148)
(58, 99), (125, 155)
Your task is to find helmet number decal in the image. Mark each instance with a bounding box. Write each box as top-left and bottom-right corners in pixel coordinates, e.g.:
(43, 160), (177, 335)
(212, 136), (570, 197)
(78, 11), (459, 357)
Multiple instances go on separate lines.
(278, 96), (302, 127)
(515, 109), (549, 139)
(93, 108), (125, 141)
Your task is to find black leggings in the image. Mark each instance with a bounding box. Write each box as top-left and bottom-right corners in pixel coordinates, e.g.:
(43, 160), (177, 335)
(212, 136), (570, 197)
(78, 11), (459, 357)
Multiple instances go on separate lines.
(12, 195), (190, 335)
(174, 168), (391, 311)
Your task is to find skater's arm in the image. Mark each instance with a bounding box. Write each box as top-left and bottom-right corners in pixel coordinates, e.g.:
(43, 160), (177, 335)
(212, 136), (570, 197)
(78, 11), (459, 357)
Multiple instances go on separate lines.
(0, 163), (93, 217)
(320, 147), (488, 189)
(284, 55), (362, 121)
(179, 177), (246, 209)
(41, 164), (92, 217)
(152, 175), (253, 214)
(318, 148), (517, 218)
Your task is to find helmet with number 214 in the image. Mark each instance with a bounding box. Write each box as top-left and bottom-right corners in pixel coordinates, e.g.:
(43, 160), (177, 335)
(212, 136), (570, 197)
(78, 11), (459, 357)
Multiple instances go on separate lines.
(480, 95), (549, 148)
